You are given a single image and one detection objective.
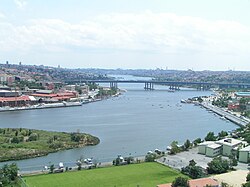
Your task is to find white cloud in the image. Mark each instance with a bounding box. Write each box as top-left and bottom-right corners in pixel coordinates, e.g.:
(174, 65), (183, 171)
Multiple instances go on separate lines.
(0, 12), (5, 19)
(0, 11), (250, 56)
(14, 0), (27, 9)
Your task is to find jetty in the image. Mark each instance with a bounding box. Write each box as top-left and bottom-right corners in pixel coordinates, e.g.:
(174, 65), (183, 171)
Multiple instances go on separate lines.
(201, 102), (249, 127)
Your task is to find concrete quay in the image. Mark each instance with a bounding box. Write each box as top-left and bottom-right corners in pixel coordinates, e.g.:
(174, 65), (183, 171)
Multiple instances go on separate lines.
(200, 102), (249, 127)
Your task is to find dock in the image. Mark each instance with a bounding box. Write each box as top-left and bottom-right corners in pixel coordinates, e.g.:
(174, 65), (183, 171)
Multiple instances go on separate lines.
(201, 102), (249, 127)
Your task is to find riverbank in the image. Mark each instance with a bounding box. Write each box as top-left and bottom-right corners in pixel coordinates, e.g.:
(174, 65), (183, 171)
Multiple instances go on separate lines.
(200, 102), (249, 127)
(0, 93), (122, 113)
(0, 88), (236, 173)
(23, 162), (185, 187)
(183, 96), (250, 127)
(0, 128), (100, 162)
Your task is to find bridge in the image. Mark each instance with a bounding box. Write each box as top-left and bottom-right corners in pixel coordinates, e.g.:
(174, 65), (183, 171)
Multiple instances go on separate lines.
(67, 80), (250, 90)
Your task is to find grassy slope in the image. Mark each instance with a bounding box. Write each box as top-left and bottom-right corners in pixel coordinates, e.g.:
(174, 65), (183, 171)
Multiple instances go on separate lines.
(24, 162), (187, 187)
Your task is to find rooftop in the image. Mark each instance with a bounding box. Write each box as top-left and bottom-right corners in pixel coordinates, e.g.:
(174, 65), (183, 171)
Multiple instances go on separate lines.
(240, 145), (250, 152)
(0, 95), (31, 102)
(216, 138), (242, 147)
(157, 178), (219, 187)
(198, 141), (215, 146)
(207, 143), (222, 149)
(235, 92), (250, 97)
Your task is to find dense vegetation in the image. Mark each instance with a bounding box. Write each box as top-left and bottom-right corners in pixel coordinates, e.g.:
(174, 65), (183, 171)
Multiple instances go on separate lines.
(0, 163), (19, 187)
(24, 162), (187, 187)
(181, 160), (206, 179)
(236, 124), (250, 144)
(207, 157), (229, 174)
(0, 128), (100, 162)
(97, 87), (117, 97)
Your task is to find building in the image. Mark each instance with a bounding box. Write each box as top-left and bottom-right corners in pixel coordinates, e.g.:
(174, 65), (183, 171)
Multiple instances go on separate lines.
(157, 178), (219, 187)
(246, 103), (250, 111)
(198, 141), (215, 154)
(0, 85), (11, 91)
(36, 90), (54, 94)
(216, 138), (244, 157)
(65, 85), (76, 91)
(31, 91), (77, 102)
(239, 146), (250, 163)
(205, 143), (222, 157)
(198, 138), (246, 158)
(0, 95), (37, 107)
(0, 90), (19, 97)
(235, 92), (250, 98)
(198, 141), (222, 157)
(228, 102), (240, 111)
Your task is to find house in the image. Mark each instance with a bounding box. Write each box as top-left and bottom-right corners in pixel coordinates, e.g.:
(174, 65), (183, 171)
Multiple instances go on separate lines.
(239, 145), (250, 163)
(228, 102), (240, 111)
(157, 178), (219, 187)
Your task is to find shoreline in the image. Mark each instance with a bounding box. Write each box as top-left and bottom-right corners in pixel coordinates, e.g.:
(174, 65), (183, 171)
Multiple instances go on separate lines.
(0, 92), (122, 113)
(200, 102), (249, 127)
(20, 155), (146, 176)
(2, 90), (244, 175)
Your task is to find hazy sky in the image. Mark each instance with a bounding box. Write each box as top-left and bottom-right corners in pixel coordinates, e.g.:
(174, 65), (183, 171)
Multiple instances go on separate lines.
(0, 0), (250, 70)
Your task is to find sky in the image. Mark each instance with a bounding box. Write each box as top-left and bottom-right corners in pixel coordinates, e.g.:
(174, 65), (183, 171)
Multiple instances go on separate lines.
(0, 0), (250, 70)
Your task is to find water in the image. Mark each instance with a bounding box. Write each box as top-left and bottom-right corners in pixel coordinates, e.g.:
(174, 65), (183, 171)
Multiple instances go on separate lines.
(0, 76), (237, 172)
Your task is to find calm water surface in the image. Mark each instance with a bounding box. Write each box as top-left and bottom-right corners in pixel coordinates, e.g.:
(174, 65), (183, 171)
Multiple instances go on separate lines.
(0, 81), (236, 171)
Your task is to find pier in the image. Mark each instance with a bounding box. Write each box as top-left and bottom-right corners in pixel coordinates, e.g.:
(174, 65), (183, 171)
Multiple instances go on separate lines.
(201, 102), (249, 127)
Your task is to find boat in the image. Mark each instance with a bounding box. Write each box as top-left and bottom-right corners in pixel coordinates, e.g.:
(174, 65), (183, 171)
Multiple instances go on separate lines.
(63, 101), (82, 107)
(220, 116), (226, 120)
(168, 90), (175, 93)
(180, 99), (186, 103)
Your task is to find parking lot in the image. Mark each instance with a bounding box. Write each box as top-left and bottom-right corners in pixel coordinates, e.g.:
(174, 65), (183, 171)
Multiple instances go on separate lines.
(157, 147), (248, 171)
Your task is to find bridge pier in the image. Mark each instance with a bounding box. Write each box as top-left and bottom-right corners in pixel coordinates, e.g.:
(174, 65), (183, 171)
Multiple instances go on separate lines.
(110, 82), (118, 89)
(169, 85), (179, 90)
(144, 82), (154, 90)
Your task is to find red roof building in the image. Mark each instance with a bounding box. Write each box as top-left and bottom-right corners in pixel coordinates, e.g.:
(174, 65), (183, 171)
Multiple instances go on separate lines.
(0, 95), (35, 107)
(31, 92), (77, 102)
(157, 178), (219, 187)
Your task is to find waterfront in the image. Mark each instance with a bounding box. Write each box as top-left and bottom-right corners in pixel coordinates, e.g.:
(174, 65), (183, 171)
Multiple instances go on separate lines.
(0, 82), (237, 172)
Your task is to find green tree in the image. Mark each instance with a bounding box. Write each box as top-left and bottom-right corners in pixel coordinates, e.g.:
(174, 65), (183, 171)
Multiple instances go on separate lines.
(207, 157), (229, 174)
(205, 132), (217, 141)
(228, 155), (238, 168)
(193, 138), (202, 146)
(184, 139), (192, 150)
(0, 163), (18, 186)
(145, 153), (157, 162)
(170, 141), (180, 155)
(221, 182), (231, 187)
(242, 183), (250, 187)
(171, 176), (189, 187)
(218, 131), (228, 139)
(246, 172), (250, 182)
(49, 164), (55, 173)
(28, 133), (38, 141)
(11, 137), (20, 144)
(181, 160), (206, 179)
